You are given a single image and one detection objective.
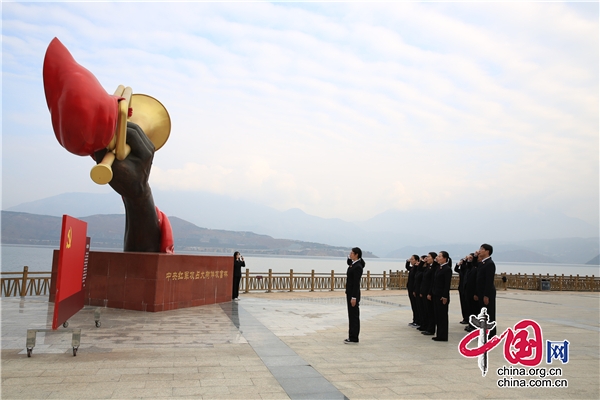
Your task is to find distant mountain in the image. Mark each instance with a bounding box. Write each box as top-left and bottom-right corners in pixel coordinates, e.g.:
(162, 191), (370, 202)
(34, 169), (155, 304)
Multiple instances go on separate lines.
(386, 244), (560, 263)
(358, 208), (599, 256)
(6, 192), (124, 216)
(0, 211), (375, 258)
(4, 191), (599, 260)
(586, 255), (600, 265)
(386, 239), (599, 265)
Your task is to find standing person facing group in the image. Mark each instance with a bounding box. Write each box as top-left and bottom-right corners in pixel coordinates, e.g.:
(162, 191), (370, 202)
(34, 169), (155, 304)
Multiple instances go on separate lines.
(232, 251), (245, 301)
(345, 247), (365, 344)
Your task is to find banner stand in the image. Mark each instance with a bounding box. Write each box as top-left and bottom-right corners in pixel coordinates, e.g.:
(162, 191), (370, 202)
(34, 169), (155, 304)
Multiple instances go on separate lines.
(25, 215), (99, 357)
(26, 328), (81, 357)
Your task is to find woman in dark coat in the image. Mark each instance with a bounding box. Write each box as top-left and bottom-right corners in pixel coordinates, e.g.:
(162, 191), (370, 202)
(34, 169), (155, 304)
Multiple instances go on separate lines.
(413, 256), (427, 330)
(431, 251), (453, 341)
(345, 247), (365, 344)
(232, 251), (245, 300)
(406, 254), (421, 327)
(420, 252), (438, 335)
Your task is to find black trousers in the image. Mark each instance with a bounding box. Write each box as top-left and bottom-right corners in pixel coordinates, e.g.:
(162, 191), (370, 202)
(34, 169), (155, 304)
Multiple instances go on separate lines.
(346, 294), (360, 342)
(414, 292), (424, 326)
(421, 296), (434, 332)
(458, 287), (469, 321)
(433, 295), (449, 340)
(232, 275), (241, 299)
(469, 294), (481, 319)
(480, 294), (497, 339)
(408, 289), (418, 323)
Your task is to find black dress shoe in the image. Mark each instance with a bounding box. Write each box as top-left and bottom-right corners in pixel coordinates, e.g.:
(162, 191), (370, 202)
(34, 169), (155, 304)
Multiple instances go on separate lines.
(344, 338), (359, 344)
(465, 326), (475, 332)
(432, 337), (448, 342)
(459, 320), (469, 324)
(421, 331), (434, 335)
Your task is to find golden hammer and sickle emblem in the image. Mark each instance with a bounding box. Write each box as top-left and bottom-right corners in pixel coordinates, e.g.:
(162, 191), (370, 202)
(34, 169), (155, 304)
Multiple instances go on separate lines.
(66, 227), (72, 249)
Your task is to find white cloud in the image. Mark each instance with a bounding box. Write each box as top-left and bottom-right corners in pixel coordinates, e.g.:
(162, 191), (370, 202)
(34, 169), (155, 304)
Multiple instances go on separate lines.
(2, 2), (598, 226)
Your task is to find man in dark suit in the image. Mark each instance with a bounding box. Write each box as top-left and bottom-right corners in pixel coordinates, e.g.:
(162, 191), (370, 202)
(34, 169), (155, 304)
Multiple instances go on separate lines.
(454, 254), (472, 324)
(405, 255), (420, 327)
(464, 252), (480, 332)
(345, 247), (365, 344)
(413, 256), (426, 331)
(475, 243), (497, 339)
(432, 251), (453, 341)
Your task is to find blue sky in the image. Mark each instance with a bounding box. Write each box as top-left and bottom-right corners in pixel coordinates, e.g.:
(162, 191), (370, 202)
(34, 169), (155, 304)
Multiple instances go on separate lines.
(2, 2), (598, 226)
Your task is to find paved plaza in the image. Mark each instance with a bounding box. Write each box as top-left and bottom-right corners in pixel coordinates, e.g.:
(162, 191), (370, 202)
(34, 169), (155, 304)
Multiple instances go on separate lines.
(1, 289), (599, 399)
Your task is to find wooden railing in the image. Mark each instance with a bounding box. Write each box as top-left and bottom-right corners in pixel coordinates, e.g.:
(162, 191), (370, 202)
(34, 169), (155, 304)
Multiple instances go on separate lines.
(241, 269), (599, 293)
(2, 267), (598, 297)
(498, 272), (600, 292)
(1, 267), (52, 297)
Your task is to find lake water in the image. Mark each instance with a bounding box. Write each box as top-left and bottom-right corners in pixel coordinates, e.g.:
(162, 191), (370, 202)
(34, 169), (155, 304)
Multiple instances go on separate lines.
(1, 244), (598, 277)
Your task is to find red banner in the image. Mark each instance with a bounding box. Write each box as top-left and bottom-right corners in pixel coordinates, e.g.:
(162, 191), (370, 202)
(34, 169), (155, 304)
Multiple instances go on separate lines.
(52, 215), (88, 330)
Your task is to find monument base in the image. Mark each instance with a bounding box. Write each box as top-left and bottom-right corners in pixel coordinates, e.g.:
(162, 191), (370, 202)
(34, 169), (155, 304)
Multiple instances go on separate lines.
(50, 251), (233, 312)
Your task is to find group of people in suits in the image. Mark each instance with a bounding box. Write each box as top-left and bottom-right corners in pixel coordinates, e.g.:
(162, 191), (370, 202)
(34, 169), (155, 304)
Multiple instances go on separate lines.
(405, 244), (497, 341)
(405, 251), (453, 341)
(454, 244), (497, 338)
(232, 243), (495, 345)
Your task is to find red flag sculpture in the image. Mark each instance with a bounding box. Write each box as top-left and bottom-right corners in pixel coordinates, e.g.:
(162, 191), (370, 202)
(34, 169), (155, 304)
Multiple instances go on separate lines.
(43, 37), (120, 157)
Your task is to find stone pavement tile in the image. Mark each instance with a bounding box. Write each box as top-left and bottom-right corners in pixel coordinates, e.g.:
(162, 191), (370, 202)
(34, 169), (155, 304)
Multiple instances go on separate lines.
(144, 379), (200, 388)
(174, 372), (225, 380)
(390, 384), (445, 395)
(340, 387), (404, 399)
(222, 370), (274, 379)
(193, 359), (230, 367)
(197, 365), (247, 373)
(119, 372), (174, 382)
(47, 388), (115, 399)
(199, 377), (254, 387)
(322, 373), (370, 383)
(270, 365), (322, 379)
(62, 374), (121, 383)
(1, 388), (53, 400)
(244, 364), (271, 372)
(2, 376), (66, 386)
(39, 367), (100, 377)
(125, 360), (175, 368)
(6, 383), (87, 394)
(1, 369), (45, 378)
(219, 358), (265, 366)
(289, 392), (346, 399)
(110, 387), (174, 398)
(258, 355), (309, 367)
(171, 385), (230, 396)
(250, 377), (285, 389)
(201, 393), (263, 400)
(148, 366), (200, 374)
(259, 393), (291, 399)
(240, 385), (289, 395)
(87, 381), (146, 390)
(95, 367), (150, 375)
(276, 377), (339, 395)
